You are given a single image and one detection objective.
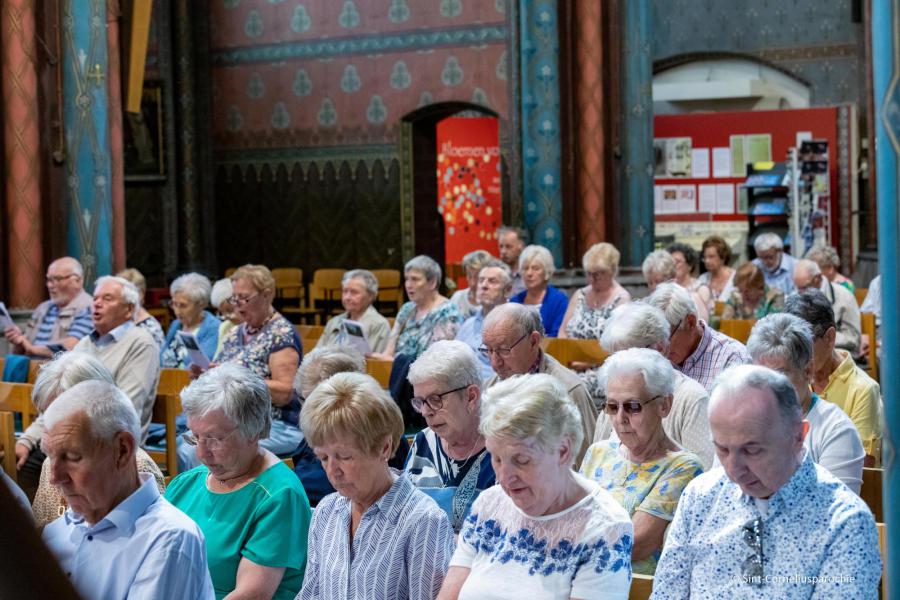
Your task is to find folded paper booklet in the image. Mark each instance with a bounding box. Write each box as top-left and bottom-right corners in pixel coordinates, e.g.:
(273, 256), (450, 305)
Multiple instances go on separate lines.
(341, 319), (370, 355)
(176, 330), (210, 369)
(0, 302), (13, 330)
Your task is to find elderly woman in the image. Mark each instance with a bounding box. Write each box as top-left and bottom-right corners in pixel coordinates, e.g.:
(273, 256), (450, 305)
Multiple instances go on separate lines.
(317, 269), (391, 353)
(449, 250), (495, 318)
(298, 372), (455, 599)
(439, 373), (633, 598)
(405, 340), (494, 533)
(642, 250), (709, 321)
(509, 244), (568, 337)
(805, 245), (855, 293)
(211, 277), (242, 357)
(667, 242), (712, 313)
(117, 267), (166, 349)
(722, 262), (784, 320)
(370, 255), (463, 361)
(166, 364), (311, 600)
(559, 242), (631, 339)
(161, 273), (220, 368)
(697, 235), (736, 302)
(579, 348), (703, 575)
(26, 353), (165, 527)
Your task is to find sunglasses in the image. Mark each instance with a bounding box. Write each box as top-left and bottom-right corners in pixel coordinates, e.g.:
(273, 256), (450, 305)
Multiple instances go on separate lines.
(742, 517), (764, 585)
(600, 395), (661, 416)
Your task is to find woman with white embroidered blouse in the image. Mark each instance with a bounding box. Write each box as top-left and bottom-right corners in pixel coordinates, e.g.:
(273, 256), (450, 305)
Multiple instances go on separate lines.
(438, 373), (634, 600)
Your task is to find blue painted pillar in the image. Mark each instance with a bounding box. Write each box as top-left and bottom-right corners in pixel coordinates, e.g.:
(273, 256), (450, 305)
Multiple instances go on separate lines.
(518, 0), (563, 263)
(618, 0), (654, 266)
(872, 0), (900, 593)
(62, 0), (113, 284)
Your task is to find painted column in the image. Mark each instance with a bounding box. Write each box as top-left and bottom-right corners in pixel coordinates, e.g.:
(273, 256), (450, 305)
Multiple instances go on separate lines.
(872, 0), (899, 592)
(616, 0), (653, 267)
(107, 0), (126, 272)
(1, 0), (44, 308)
(62, 0), (113, 284)
(519, 0), (563, 263)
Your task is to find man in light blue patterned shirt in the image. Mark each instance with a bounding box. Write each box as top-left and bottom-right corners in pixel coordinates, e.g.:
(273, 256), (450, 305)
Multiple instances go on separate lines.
(652, 364), (881, 599)
(751, 232), (797, 295)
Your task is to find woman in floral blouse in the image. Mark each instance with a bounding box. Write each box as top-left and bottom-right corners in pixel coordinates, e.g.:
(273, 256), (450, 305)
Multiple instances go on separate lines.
(722, 262), (784, 320)
(559, 242), (631, 340)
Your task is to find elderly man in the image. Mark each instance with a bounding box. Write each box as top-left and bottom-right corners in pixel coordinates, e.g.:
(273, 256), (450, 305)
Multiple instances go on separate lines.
(73, 276), (160, 443)
(497, 226), (528, 296)
(455, 259), (512, 380)
(652, 365), (881, 598)
(481, 302), (596, 462)
(41, 380), (214, 599)
(647, 282), (751, 393)
(587, 302), (714, 468)
(793, 258), (861, 356)
(785, 290), (882, 465)
(747, 313), (864, 492)
(751, 232), (796, 295)
(4, 257), (93, 357)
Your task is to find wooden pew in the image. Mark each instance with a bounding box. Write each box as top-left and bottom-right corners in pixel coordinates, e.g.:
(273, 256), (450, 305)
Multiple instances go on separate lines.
(0, 358), (43, 384)
(0, 382), (37, 428)
(719, 319), (755, 344)
(366, 358), (393, 388)
(158, 368), (191, 396)
(541, 338), (608, 370)
(0, 411), (17, 482)
(146, 392), (184, 477)
(861, 467), (883, 522)
(854, 286), (867, 307)
(629, 574), (654, 600)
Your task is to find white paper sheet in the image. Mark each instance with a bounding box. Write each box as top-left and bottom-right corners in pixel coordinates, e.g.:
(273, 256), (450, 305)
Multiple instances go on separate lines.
(712, 147), (732, 178)
(0, 302), (13, 330)
(698, 185), (717, 213)
(661, 185), (679, 214)
(715, 184), (735, 214)
(677, 185), (696, 213)
(691, 148), (710, 178)
(176, 331), (210, 369)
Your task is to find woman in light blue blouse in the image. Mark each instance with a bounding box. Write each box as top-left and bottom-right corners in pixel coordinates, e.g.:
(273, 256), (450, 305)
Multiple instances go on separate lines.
(161, 272), (220, 368)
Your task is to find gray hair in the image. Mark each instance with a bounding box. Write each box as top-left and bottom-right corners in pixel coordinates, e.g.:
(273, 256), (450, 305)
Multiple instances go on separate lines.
(497, 225), (529, 245)
(518, 245), (555, 281)
(180, 363), (272, 440)
(170, 272), (212, 306)
(483, 302), (544, 337)
(43, 380), (141, 445)
(210, 278), (233, 308)
(480, 373), (582, 454)
(596, 347), (675, 401)
(53, 257), (84, 278)
(342, 269), (379, 297)
(710, 364), (801, 427)
(805, 245), (842, 269)
(794, 258), (821, 279)
(747, 313), (814, 370)
(408, 340), (482, 391)
(642, 250), (677, 282)
(600, 302), (670, 353)
(296, 344), (366, 399)
(784, 289), (835, 338)
(33, 352), (115, 413)
(405, 255), (442, 284)
(461, 250), (495, 273)
(753, 232), (784, 253)
(94, 275), (140, 309)
(647, 281), (698, 326)
(479, 259), (512, 287)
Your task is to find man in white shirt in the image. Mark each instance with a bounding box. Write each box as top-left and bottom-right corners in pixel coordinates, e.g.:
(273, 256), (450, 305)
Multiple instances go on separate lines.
(793, 258), (861, 356)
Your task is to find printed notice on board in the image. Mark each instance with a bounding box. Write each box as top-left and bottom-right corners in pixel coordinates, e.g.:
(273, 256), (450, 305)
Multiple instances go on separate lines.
(698, 185), (716, 213)
(712, 147), (731, 178)
(730, 135), (746, 177)
(691, 148), (710, 178)
(715, 184), (735, 214)
(677, 186), (696, 213)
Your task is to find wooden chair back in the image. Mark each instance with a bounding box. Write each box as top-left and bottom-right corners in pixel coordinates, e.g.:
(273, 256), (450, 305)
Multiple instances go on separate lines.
(0, 382), (37, 428)
(719, 318), (755, 344)
(0, 411), (17, 482)
(224, 267), (238, 278)
(855, 286), (868, 307)
(147, 306), (172, 332)
(861, 467), (883, 522)
(541, 338), (608, 369)
(371, 269), (403, 315)
(158, 368), (191, 396)
(146, 393), (184, 477)
(282, 457), (295, 470)
(713, 301), (726, 317)
(0, 358), (43, 384)
(366, 358), (393, 388)
(272, 268), (305, 306)
(629, 574), (654, 600)
(860, 312), (878, 381)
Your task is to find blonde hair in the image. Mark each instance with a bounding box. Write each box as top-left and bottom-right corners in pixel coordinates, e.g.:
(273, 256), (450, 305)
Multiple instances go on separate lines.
(583, 242), (620, 276)
(116, 268), (147, 296)
(231, 264), (276, 296)
(300, 372), (404, 455)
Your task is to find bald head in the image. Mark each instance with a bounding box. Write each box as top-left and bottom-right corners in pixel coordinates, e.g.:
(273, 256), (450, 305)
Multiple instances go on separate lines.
(793, 259), (823, 292)
(46, 256), (85, 306)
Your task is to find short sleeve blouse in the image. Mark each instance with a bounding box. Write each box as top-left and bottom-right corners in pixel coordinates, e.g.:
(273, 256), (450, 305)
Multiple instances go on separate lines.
(392, 300), (464, 359)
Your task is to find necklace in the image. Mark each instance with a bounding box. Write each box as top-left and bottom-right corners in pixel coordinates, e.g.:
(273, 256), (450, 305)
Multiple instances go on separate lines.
(443, 434), (483, 463)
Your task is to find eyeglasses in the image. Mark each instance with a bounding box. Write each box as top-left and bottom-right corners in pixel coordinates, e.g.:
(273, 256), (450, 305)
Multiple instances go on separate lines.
(478, 333), (528, 358)
(601, 395), (661, 416)
(741, 517), (764, 585)
(46, 274), (77, 284)
(411, 385), (469, 413)
(227, 292), (259, 306)
(182, 428), (239, 451)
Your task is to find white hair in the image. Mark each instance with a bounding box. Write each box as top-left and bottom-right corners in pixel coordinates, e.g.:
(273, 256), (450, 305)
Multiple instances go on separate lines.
(794, 258), (822, 278)
(94, 275), (140, 308)
(33, 352), (115, 413)
(753, 232), (784, 253)
(646, 281), (698, 326)
(210, 278), (233, 308)
(747, 313), (814, 370)
(642, 250), (676, 282)
(405, 255), (442, 284)
(595, 347), (675, 402)
(342, 269), (379, 297)
(599, 302), (670, 353)
(805, 245), (841, 269)
(408, 340), (482, 391)
(518, 245), (555, 281)
(170, 272), (212, 306)
(180, 363), (272, 440)
(43, 380), (141, 444)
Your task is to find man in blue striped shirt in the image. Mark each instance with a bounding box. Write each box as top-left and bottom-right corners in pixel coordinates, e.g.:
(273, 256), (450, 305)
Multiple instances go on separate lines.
(4, 256), (93, 358)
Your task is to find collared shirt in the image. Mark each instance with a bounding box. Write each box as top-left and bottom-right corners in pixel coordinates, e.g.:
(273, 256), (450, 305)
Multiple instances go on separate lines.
(298, 470), (455, 600)
(804, 393), (865, 494)
(651, 452), (882, 599)
(752, 252), (797, 295)
(89, 319), (135, 348)
(821, 279), (862, 355)
(679, 320), (752, 393)
(42, 473), (215, 600)
(32, 303), (93, 349)
(819, 349), (883, 455)
(455, 308), (495, 381)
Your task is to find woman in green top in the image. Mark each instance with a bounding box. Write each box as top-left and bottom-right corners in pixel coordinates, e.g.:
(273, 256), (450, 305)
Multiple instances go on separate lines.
(166, 363), (312, 600)
(722, 262), (784, 320)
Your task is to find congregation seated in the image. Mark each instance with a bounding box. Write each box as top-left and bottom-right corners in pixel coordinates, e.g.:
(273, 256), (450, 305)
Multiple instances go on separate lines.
(482, 303), (597, 463)
(449, 250), (494, 319)
(438, 374), (633, 599)
(580, 348), (704, 575)
(697, 235), (736, 303)
(161, 272), (220, 368)
(747, 313), (864, 493)
(41, 380), (214, 599)
(117, 267), (166, 349)
(648, 282), (751, 393)
(509, 244), (568, 337)
(793, 258), (861, 356)
(316, 268), (391, 353)
(3, 256), (92, 358)
(587, 302), (714, 468)
(29, 353), (165, 528)
(642, 250), (709, 322)
(455, 259), (512, 381)
(298, 372), (455, 599)
(668, 242), (713, 315)
(496, 225), (527, 296)
(369, 255), (464, 361)
(652, 365), (882, 598)
(805, 244), (855, 293)
(559, 242), (631, 340)
(166, 364), (312, 599)
(750, 232), (797, 295)
(722, 262), (784, 320)
(210, 277), (243, 356)
(406, 341), (495, 532)
(785, 290), (882, 465)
